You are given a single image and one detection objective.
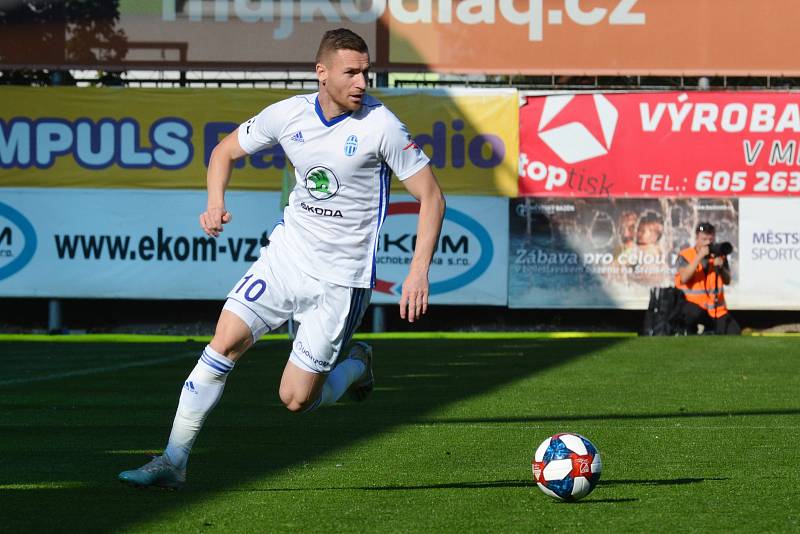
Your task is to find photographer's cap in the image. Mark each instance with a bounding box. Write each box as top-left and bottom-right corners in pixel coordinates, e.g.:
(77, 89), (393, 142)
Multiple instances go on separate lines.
(696, 222), (716, 234)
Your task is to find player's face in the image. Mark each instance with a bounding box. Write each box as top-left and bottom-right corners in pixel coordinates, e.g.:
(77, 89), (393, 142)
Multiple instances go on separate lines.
(318, 49), (370, 112)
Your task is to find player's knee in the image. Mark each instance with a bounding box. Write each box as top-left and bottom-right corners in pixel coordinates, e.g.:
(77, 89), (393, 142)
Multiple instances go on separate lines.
(209, 337), (249, 360)
(278, 384), (300, 412)
(283, 397), (313, 413)
(278, 386), (315, 413)
(210, 313), (253, 359)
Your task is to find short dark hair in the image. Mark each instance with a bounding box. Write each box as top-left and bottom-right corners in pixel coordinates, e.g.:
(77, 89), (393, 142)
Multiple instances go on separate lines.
(696, 222), (716, 234)
(316, 28), (369, 63)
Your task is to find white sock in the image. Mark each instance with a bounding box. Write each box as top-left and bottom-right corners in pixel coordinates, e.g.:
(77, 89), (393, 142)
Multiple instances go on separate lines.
(312, 358), (365, 410)
(163, 345), (234, 470)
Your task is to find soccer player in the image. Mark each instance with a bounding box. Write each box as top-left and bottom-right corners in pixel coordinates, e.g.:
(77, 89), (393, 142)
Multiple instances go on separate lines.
(118, 28), (445, 489)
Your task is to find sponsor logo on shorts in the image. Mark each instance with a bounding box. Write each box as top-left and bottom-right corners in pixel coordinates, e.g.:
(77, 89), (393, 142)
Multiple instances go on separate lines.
(294, 340), (331, 369)
(300, 202), (343, 218)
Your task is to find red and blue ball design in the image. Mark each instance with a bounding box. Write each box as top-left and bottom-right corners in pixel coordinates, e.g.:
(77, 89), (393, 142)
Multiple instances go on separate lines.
(532, 433), (602, 501)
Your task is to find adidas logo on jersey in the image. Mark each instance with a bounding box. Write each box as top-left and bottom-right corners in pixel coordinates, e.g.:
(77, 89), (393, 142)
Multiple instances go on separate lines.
(290, 131), (305, 143)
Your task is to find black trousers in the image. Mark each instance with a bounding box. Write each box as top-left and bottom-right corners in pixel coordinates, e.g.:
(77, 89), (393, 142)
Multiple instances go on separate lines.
(679, 301), (741, 335)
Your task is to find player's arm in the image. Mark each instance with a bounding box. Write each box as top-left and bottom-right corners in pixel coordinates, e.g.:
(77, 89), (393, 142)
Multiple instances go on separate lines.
(200, 132), (248, 237)
(399, 165), (446, 323)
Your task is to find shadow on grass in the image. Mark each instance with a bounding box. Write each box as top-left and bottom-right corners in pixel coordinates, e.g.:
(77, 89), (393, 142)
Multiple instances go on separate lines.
(600, 477), (729, 487)
(422, 408), (800, 425)
(0, 337), (623, 531)
(240, 479), (535, 492)
(566, 498), (639, 504)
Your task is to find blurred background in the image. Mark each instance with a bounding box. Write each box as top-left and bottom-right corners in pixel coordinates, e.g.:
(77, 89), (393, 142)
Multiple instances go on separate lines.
(2, 0), (799, 334)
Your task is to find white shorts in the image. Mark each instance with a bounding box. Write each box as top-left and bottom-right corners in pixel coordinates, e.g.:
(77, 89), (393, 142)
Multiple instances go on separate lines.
(223, 226), (371, 374)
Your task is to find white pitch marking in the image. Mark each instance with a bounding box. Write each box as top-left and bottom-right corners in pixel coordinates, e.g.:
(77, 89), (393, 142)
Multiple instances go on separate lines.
(0, 352), (195, 386)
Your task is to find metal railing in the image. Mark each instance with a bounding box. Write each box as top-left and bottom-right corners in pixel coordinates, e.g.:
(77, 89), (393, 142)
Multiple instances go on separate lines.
(4, 69), (799, 91)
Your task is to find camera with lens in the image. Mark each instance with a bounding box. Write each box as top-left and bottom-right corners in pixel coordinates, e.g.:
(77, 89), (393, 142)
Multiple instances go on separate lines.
(709, 241), (733, 256)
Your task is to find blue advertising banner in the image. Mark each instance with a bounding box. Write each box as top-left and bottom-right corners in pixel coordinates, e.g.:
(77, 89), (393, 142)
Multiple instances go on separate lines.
(0, 188), (282, 299)
(0, 189), (507, 305)
(370, 195), (508, 306)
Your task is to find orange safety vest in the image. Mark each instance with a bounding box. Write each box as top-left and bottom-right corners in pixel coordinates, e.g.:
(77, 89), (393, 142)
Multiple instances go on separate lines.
(674, 247), (729, 318)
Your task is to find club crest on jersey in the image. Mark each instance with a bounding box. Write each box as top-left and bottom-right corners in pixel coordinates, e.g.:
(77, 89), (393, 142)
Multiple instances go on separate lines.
(304, 166), (340, 201)
(344, 135), (358, 157)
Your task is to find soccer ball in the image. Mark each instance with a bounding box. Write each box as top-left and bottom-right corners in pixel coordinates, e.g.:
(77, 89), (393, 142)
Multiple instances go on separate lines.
(532, 433), (602, 501)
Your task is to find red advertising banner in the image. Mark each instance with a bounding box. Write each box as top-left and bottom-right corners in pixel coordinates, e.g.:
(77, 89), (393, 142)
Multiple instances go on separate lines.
(519, 92), (800, 198)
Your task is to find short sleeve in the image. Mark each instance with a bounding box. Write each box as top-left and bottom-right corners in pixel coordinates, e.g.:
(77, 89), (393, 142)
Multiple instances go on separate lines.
(379, 111), (430, 180)
(237, 103), (283, 155)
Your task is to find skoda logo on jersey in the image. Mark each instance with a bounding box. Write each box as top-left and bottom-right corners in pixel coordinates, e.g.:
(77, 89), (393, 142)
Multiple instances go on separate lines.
(344, 135), (358, 157)
(0, 201), (37, 281)
(304, 166), (340, 201)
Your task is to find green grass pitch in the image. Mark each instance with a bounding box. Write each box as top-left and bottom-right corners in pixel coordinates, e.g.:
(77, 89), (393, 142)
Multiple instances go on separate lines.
(1, 334), (798, 532)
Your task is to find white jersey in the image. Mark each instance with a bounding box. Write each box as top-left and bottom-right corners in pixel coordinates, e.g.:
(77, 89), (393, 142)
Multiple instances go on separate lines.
(238, 92), (429, 288)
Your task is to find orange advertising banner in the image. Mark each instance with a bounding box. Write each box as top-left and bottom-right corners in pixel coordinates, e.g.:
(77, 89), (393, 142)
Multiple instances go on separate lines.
(3, 1), (799, 75)
(386, 0), (800, 75)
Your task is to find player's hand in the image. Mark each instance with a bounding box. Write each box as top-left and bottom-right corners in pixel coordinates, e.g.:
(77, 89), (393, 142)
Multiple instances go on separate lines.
(697, 244), (710, 259)
(199, 206), (232, 237)
(399, 270), (429, 323)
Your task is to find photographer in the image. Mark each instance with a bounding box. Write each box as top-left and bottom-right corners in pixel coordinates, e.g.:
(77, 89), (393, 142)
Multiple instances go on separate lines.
(674, 222), (740, 335)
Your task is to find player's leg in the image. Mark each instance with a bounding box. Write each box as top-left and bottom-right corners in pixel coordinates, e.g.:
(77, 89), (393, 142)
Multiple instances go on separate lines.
(332, 287), (373, 403)
(279, 285), (372, 413)
(161, 310), (252, 472)
(118, 310), (255, 489)
(278, 361), (330, 412)
(279, 346), (372, 412)
(119, 248), (291, 488)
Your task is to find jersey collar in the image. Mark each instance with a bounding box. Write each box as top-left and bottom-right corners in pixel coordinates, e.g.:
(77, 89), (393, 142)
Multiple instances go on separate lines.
(315, 96), (352, 127)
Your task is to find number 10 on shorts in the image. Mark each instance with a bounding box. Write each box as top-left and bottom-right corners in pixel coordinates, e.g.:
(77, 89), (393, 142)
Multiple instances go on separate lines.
(235, 274), (267, 302)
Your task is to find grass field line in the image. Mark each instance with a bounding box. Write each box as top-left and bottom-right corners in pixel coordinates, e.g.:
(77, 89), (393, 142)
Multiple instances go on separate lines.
(0, 352), (196, 387)
(0, 482), (88, 490)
